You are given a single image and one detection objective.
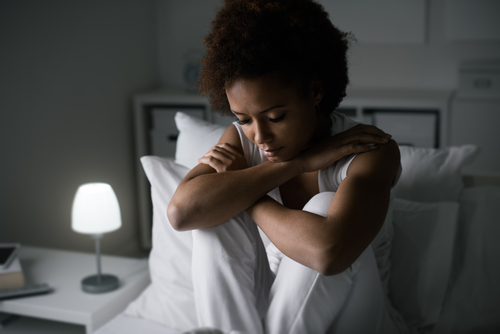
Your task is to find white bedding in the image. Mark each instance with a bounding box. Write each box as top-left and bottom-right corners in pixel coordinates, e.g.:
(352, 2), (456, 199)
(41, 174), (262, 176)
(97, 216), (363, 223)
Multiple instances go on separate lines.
(431, 186), (500, 334)
(95, 186), (500, 333)
(95, 312), (179, 334)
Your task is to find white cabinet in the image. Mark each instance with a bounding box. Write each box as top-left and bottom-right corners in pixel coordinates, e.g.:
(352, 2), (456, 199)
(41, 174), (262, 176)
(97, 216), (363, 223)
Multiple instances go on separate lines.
(0, 247), (149, 334)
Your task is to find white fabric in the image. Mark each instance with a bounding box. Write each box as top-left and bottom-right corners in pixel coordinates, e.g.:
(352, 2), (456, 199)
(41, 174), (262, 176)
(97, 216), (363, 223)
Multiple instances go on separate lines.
(390, 198), (459, 331)
(191, 211), (273, 334)
(432, 186), (500, 334)
(96, 313), (180, 334)
(175, 112), (226, 169)
(393, 145), (479, 203)
(124, 157), (197, 330)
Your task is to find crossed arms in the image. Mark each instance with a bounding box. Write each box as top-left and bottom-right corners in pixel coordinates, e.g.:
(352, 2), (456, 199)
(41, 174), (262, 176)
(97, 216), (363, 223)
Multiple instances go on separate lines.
(168, 124), (400, 275)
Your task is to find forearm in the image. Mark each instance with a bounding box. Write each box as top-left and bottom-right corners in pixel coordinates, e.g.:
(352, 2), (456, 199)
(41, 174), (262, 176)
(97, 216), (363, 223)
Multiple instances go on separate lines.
(246, 196), (339, 274)
(246, 175), (391, 276)
(168, 160), (302, 231)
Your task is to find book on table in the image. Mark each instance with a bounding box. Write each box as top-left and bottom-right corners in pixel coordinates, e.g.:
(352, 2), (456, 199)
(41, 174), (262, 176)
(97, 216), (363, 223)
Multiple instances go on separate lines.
(0, 257), (25, 290)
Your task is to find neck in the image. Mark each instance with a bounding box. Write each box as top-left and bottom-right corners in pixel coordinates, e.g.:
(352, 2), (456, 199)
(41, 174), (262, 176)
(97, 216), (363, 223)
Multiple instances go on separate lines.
(309, 112), (332, 146)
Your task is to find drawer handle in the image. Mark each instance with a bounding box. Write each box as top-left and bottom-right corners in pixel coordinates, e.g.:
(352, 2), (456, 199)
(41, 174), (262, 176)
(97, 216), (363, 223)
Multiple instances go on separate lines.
(167, 134), (178, 142)
(473, 78), (492, 89)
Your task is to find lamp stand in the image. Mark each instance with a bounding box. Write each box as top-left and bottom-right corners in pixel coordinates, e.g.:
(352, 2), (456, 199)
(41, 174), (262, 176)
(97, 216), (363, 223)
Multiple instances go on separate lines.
(81, 234), (119, 293)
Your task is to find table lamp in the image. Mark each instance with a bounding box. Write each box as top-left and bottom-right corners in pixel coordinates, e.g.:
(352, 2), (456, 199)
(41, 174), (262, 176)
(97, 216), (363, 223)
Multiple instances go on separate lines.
(71, 183), (122, 293)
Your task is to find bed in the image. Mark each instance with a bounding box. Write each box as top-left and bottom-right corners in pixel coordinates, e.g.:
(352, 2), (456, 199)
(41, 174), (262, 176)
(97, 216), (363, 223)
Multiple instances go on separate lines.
(96, 112), (500, 334)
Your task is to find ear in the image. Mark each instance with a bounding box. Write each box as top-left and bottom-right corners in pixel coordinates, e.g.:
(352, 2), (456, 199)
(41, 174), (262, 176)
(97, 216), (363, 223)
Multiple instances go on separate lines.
(311, 80), (324, 105)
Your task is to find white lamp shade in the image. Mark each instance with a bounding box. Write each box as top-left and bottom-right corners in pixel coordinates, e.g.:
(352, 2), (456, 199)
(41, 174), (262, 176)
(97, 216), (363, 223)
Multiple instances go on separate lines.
(72, 183), (122, 234)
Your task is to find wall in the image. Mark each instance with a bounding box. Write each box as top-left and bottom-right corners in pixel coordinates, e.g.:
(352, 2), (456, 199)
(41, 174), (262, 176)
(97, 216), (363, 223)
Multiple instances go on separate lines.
(157, 0), (218, 91)
(157, 0), (500, 91)
(0, 0), (158, 257)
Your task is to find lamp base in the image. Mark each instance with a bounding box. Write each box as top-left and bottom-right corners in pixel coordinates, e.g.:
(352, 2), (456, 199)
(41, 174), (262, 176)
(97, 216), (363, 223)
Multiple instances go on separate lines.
(81, 274), (119, 294)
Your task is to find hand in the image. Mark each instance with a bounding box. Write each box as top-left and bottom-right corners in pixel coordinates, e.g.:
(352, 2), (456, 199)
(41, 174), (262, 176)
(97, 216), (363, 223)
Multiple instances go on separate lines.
(197, 143), (249, 173)
(296, 124), (392, 173)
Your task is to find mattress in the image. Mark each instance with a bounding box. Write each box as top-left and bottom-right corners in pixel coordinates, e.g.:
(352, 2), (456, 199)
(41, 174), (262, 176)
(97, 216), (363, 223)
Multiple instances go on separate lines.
(94, 313), (180, 334)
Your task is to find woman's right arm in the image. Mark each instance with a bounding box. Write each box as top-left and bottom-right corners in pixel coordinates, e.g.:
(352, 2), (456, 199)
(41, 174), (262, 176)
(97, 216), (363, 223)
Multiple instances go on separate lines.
(167, 124), (302, 231)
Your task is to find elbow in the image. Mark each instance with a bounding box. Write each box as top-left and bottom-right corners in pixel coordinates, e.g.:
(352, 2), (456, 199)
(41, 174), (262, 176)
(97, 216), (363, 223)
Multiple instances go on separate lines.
(315, 249), (352, 277)
(167, 200), (189, 231)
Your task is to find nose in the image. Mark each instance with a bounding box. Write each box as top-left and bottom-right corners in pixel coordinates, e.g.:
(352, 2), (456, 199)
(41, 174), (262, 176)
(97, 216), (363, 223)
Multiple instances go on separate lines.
(253, 121), (273, 145)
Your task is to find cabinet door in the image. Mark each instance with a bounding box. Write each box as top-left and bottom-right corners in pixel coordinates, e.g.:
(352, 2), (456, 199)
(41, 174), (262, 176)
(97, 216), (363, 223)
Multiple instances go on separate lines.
(371, 110), (438, 148)
(450, 100), (500, 175)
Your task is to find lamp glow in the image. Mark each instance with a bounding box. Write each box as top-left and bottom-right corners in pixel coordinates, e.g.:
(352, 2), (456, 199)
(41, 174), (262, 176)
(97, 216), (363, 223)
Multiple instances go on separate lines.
(71, 183), (122, 293)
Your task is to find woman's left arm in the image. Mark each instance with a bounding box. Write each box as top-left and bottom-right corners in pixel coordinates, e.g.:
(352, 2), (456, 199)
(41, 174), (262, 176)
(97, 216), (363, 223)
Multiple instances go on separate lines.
(246, 140), (401, 276)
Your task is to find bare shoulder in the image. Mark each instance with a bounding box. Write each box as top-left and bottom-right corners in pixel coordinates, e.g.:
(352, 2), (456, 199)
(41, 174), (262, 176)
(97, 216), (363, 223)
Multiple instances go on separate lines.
(218, 123), (244, 154)
(347, 140), (400, 186)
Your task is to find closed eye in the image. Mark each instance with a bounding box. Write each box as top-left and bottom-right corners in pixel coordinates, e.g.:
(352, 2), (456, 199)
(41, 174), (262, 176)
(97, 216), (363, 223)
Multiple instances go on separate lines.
(236, 119), (249, 125)
(267, 114), (285, 123)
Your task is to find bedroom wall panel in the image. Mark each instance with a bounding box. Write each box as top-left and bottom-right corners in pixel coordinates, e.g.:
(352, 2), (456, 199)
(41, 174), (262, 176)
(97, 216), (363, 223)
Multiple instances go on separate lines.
(157, 0), (500, 91)
(0, 0), (158, 257)
(317, 0), (426, 45)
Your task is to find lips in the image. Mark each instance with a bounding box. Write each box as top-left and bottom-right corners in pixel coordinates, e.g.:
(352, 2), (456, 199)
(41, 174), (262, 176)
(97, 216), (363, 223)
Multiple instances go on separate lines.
(262, 147), (282, 158)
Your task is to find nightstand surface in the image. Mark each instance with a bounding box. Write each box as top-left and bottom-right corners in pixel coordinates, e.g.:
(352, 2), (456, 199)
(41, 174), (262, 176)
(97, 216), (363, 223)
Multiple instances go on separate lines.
(0, 246), (150, 333)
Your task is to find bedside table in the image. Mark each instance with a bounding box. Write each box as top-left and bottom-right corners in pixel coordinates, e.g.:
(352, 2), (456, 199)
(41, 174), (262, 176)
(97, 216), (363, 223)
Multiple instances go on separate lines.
(0, 246), (150, 333)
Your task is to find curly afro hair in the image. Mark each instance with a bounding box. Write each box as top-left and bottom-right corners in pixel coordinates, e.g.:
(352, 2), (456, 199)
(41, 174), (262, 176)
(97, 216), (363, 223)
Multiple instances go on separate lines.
(197, 0), (354, 117)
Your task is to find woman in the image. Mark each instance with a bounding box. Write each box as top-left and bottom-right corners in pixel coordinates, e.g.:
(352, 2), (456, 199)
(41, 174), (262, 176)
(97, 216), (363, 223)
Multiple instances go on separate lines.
(168, 0), (402, 333)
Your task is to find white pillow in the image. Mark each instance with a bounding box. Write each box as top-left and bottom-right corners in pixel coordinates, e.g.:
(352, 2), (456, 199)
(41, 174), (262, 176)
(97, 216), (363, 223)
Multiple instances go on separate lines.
(124, 157), (197, 330)
(389, 198), (459, 331)
(175, 112), (227, 169)
(393, 145), (479, 202)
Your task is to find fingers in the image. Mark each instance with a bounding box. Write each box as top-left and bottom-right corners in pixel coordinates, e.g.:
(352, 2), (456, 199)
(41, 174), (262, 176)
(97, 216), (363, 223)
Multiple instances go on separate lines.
(202, 145), (235, 160)
(214, 143), (241, 156)
(198, 148), (232, 166)
(197, 155), (224, 172)
(343, 143), (379, 154)
(197, 143), (243, 173)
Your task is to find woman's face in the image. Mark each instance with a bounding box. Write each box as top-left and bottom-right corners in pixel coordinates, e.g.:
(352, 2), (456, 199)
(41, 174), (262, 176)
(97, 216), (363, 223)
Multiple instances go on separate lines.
(226, 73), (323, 163)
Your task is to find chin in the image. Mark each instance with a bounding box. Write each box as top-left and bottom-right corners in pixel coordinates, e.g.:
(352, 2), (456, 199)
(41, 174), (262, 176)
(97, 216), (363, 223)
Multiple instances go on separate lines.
(266, 156), (282, 163)
(267, 152), (297, 163)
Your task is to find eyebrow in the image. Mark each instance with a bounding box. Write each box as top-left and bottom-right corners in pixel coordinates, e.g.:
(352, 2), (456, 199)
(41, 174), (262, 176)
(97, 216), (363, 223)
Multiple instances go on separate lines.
(231, 105), (285, 116)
